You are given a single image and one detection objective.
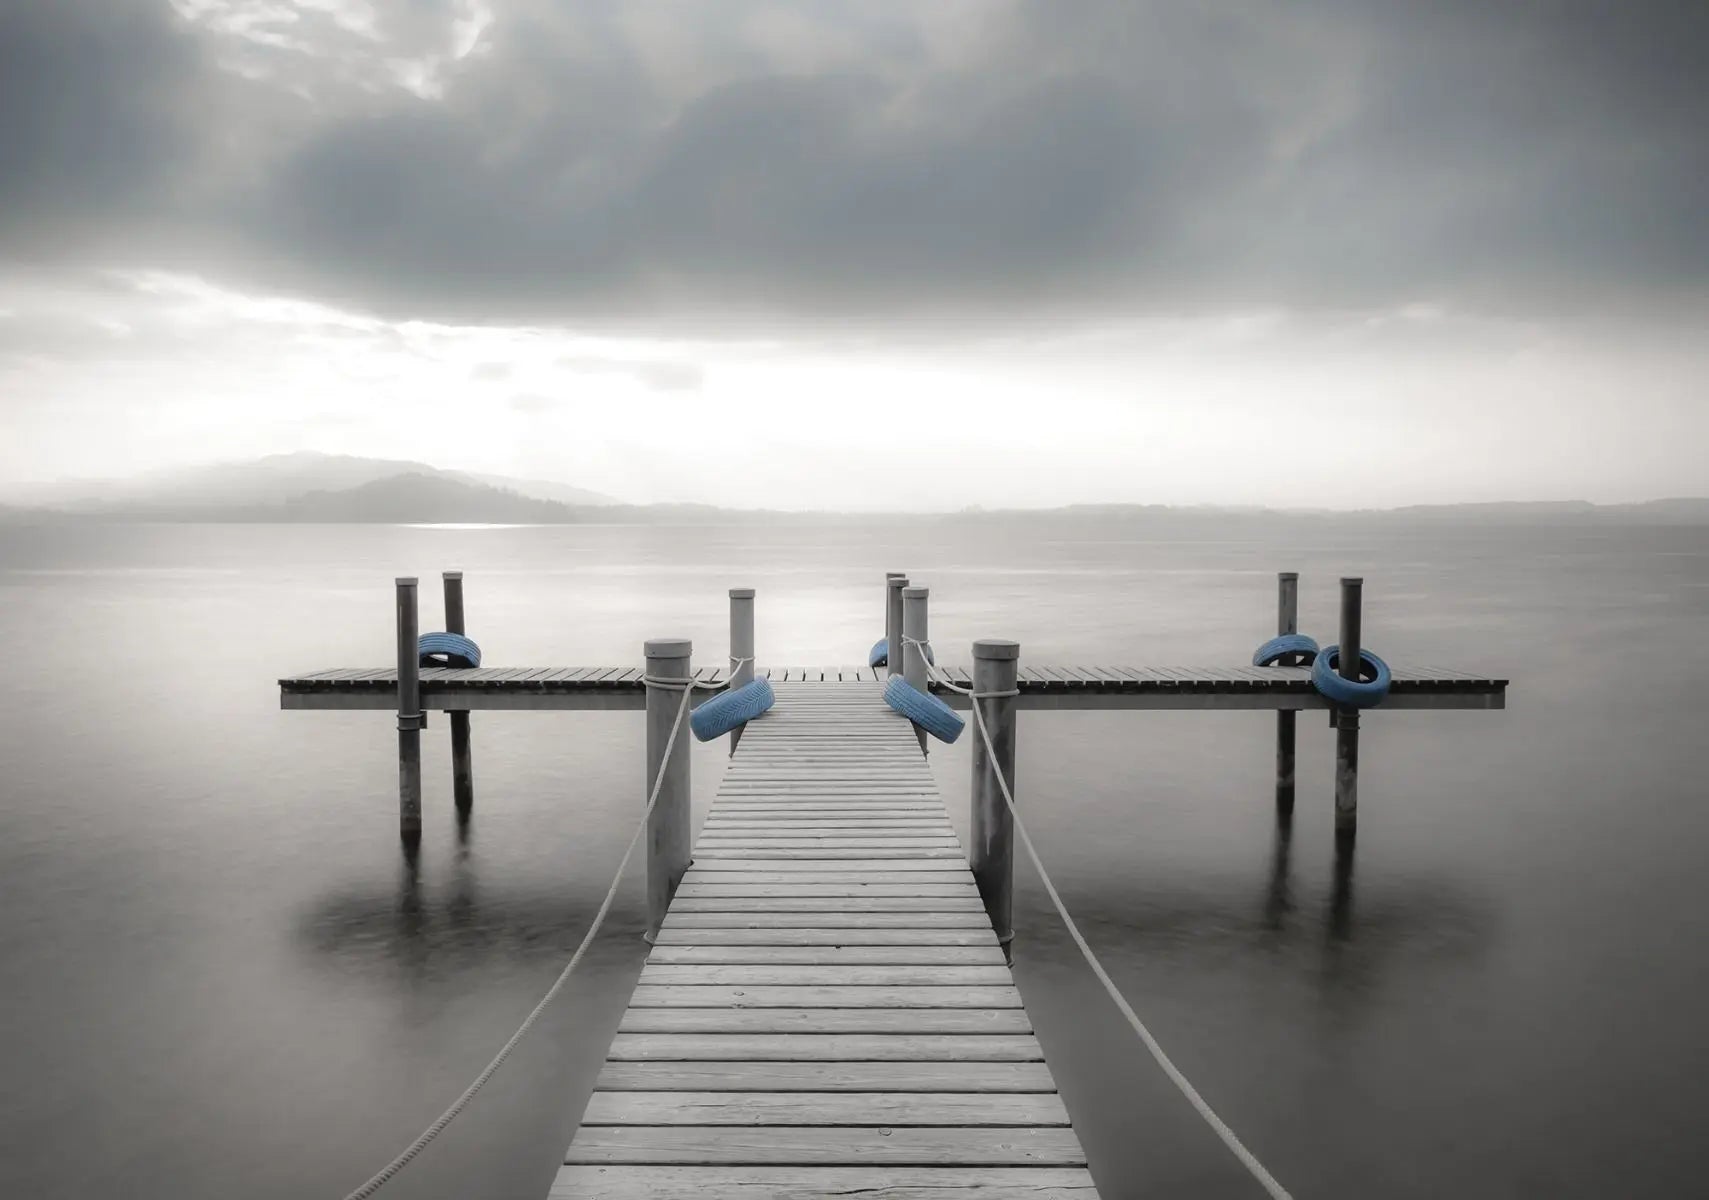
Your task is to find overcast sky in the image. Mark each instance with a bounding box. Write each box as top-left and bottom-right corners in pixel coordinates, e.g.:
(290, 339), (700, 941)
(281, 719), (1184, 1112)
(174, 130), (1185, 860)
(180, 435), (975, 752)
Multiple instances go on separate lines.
(1, 0), (1704, 509)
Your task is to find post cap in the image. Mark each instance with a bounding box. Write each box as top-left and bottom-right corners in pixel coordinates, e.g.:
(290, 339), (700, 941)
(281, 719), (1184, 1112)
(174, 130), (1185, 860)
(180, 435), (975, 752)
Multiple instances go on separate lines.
(729, 587), (755, 598)
(644, 637), (693, 658)
(887, 576), (909, 590)
(1278, 571), (1298, 581)
(902, 586), (928, 599)
(1340, 576), (1364, 587)
(972, 638), (1020, 660)
(442, 570), (463, 580)
(885, 571), (907, 579)
(395, 576), (418, 586)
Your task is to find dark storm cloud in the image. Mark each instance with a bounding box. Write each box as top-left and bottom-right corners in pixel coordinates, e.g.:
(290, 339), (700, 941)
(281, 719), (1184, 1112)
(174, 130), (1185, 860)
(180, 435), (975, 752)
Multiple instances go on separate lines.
(1, 0), (1704, 329)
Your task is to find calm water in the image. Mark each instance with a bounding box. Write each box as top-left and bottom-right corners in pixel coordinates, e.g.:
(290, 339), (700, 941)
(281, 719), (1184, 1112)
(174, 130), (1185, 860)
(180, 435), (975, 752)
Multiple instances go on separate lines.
(1, 519), (1705, 1199)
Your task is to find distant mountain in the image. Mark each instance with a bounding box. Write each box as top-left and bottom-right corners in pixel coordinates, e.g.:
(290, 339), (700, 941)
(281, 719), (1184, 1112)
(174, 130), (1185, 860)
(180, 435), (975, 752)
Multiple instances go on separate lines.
(0, 452), (618, 514)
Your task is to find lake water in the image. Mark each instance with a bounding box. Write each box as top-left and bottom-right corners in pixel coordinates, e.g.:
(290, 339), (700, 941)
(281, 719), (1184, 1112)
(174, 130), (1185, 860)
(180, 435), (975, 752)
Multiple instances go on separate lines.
(1, 519), (1705, 1199)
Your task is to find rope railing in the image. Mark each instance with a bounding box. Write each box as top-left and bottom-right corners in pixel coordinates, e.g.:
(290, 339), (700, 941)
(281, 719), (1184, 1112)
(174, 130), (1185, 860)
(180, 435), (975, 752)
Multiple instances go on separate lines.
(340, 660), (741, 1200)
(903, 635), (1294, 1200)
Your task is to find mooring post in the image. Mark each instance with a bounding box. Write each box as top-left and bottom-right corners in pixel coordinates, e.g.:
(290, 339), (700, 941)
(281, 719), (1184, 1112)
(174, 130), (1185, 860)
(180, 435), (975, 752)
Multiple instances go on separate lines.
(1275, 571), (1299, 815)
(395, 577), (422, 843)
(970, 638), (1019, 956)
(442, 571), (474, 817)
(886, 575), (909, 678)
(728, 588), (755, 753)
(902, 586), (930, 752)
(883, 572), (906, 674)
(644, 637), (693, 942)
(1335, 577), (1363, 835)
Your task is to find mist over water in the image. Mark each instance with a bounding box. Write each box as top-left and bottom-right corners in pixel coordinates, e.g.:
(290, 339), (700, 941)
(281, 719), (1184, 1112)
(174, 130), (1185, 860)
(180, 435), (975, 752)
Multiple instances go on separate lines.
(1, 519), (1705, 1199)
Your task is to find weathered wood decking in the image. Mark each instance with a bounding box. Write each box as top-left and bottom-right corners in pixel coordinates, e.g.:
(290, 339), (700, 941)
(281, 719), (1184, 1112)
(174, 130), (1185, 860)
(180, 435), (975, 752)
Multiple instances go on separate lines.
(550, 680), (1098, 1198)
(280, 663), (1506, 710)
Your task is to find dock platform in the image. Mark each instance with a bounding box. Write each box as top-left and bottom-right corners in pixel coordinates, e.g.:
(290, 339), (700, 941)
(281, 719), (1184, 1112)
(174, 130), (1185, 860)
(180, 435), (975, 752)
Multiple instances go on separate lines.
(280, 663), (1506, 711)
(551, 679), (1098, 1198)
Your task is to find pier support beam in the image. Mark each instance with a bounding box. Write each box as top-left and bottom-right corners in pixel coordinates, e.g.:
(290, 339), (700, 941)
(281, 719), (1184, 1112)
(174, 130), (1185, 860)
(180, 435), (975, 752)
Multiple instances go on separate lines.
(885, 573), (908, 677)
(728, 588), (755, 754)
(1275, 571), (1299, 816)
(644, 638), (693, 942)
(395, 577), (422, 843)
(970, 638), (1019, 955)
(1335, 577), (1363, 836)
(902, 586), (930, 752)
(443, 571), (474, 818)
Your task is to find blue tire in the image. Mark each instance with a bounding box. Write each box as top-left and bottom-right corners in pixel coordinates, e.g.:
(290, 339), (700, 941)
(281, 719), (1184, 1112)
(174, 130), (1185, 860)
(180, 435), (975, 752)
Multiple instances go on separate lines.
(1253, 633), (1319, 667)
(419, 631), (481, 668)
(869, 638), (934, 669)
(883, 675), (965, 744)
(691, 677), (776, 742)
(1311, 645), (1392, 707)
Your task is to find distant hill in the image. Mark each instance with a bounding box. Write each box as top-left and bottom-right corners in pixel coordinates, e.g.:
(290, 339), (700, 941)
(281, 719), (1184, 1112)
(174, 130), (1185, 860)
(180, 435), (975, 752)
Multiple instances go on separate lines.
(0, 452), (617, 513)
(0, 453), (1702, 523)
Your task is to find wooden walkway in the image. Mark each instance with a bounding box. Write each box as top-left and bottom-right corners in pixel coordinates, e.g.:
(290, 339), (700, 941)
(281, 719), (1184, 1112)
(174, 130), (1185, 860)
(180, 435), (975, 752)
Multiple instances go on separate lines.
(550, 680), (1098, 1198)
(281, 663), (1505, 711)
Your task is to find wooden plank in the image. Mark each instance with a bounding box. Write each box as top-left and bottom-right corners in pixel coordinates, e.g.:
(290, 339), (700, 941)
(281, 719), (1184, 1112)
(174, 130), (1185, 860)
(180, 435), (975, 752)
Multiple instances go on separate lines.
(672, 885), (982, 901)
(687, 859), (966, 872)
(673, 873), (977, 887)
(636, 965), (1014, 986)
(628, 985), (1023, 1008)
(653, 927), (994, 945)
(647, 946), (1006, 965)
(561, 1126), (1086, 1166)
(607, 1033), (1043, 1061)
(580, 1091), (1071, 1126)
(670, 895), (985, 911)
(695, 839), (962, 850)
(692, 849), (966, 860)
(618, 1008), (1032, 1034)
(664, 913), (990, 929)
(550, 1165), (1098, 1198)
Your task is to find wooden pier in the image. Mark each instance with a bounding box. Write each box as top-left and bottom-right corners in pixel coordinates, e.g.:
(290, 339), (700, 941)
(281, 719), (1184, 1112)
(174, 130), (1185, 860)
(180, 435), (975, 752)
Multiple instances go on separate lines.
(552, 677), (1094, 1197)
(287, 572), (1508, 1198)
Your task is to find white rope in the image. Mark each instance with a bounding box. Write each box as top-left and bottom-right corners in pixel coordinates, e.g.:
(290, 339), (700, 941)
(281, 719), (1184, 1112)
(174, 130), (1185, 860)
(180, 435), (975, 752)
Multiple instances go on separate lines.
(341, 662), (719, 1200)
(906, 636), (1294, 1200)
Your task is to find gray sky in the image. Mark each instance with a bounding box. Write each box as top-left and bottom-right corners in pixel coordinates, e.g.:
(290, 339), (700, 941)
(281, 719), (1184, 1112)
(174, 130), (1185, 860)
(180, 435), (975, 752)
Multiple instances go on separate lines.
(1, 0), (1704, 509)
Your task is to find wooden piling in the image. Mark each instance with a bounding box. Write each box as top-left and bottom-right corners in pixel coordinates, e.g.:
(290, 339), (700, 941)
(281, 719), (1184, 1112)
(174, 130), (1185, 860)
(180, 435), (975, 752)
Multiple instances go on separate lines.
(1275, 571), (1298, 815)
(902, 586), (930, 752)
(1335, 577), (1363, 833)
(644, 638), (694, 941)
(728, 589), (755, 754)
(395, 577), (422, 842)
(443, 571), (474, 816)
(884, 573), (907, 677)
(970, 638), (1019, 952)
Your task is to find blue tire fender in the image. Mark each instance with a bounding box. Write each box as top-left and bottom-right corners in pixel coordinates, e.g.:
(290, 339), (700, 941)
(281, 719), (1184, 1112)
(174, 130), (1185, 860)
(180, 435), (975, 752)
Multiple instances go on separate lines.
(1311, 645), (1392, 707)
(419, 632), (481, 668)
(690, 677), (776, 741)
(1253, 633), (1319, 667)
(883, 675), (965, 744)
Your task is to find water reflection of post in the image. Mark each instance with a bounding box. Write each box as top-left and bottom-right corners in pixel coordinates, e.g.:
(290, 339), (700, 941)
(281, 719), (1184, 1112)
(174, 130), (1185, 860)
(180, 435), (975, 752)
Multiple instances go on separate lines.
(1329, 828), (1357, 941)
(1264, 806), (1295, 930)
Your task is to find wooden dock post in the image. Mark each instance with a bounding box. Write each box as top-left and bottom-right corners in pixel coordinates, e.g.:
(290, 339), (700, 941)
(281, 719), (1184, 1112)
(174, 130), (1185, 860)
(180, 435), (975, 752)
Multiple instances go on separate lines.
(970, 638), (1019, 954)
(1335, 577), (1363, 835)
(902, 585), (930, 752)
(394, 577), (423, 842)
(727, 589), (755, 753)
(644, 637), (693, 942)
(884, 572), (907, 676)
(1275, 571), (1299, 815)
(442, 571), (474, 817)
